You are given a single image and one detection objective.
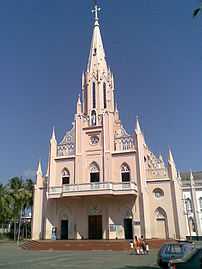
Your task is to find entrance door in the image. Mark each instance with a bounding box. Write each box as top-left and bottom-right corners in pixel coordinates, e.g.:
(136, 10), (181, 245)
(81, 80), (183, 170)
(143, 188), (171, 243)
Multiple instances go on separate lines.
(88, 215), (102, 239)
(124, 218), (133, 240)
(61, 220), (68, 240)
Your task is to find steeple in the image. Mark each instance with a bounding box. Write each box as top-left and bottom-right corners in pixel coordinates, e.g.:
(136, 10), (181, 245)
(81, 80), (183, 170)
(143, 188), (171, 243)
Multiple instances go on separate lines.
(87, 3), (107, 73)
(82, 3), (115, 117)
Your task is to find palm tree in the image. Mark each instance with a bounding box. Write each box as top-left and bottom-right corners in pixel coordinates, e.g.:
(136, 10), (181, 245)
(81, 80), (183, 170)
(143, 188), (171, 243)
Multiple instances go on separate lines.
(8, 177), (24, 240)
(8, 177), (34, 241)
(0, 184), (7, 225)
(0, 183), (13, 234)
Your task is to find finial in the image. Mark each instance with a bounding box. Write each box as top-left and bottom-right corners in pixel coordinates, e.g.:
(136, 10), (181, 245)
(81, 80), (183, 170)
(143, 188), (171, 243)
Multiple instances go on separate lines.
(77, 94), (81, 104)
(115, 103), (118, 112)
(168, 148), (175, 164)
(92, 1), (101, 23)
(159, 153), (164, 163)
(135, 116), (142, 134)
(37, 160), (42, 176)
(51, 126), (56, 141)
(190, 169), (194, 185)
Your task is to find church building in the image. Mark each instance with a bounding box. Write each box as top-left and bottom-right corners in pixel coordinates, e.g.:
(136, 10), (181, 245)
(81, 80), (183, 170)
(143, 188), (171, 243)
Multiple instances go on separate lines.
(32, 4), (187, 241)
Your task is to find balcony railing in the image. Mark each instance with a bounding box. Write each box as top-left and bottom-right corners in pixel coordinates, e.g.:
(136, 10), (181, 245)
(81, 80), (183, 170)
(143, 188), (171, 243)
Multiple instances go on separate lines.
(48, 181), (137, 198)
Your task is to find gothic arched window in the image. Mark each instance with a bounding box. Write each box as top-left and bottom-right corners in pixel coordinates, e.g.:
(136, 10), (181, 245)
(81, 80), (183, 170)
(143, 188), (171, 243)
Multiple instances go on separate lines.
(185, 198), (192, 213)
(90, 162), (100, 183)
(92, 82), (96, 109)
(121, 163), (130, 182)
(103, 82), (107, 109)
(62, 169), (70, 185)
(199, 197), (202, 212)
(91, 110), (97, 126)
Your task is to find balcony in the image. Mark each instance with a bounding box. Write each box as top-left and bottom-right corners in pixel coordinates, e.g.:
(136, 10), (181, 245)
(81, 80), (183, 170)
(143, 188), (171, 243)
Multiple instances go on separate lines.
(48, 181), (137, 199)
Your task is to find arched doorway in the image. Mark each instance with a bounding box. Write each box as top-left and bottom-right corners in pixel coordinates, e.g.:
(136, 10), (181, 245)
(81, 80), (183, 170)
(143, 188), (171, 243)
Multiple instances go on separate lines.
(154, 207), (169, 239)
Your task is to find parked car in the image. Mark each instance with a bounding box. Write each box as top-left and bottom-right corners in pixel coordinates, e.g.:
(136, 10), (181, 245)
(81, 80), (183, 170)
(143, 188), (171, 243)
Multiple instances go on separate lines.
(157, 242), (194, 268)
(168, 246), (202, 269)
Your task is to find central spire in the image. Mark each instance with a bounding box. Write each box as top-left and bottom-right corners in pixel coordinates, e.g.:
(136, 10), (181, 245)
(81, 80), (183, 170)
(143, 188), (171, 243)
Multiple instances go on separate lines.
(87, 2), (107, 73)
(82, 3), (115, 117)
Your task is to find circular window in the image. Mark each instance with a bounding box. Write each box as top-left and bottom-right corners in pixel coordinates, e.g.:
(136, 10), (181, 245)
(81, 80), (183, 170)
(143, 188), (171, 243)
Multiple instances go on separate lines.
(90, 135), (99, 145)
(153, 188), (164, 198)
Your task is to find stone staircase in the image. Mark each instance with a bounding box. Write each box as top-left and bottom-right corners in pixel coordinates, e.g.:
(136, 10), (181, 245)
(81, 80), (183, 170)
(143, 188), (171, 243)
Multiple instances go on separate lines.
(21, 239), (174, 251)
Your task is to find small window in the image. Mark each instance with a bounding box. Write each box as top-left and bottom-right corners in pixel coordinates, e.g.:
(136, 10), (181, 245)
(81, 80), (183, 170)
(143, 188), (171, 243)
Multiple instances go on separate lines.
(185, 198), (192, 213)
(199, 197), (202, 212)
(103, 82), (107, 109)
(121, 163), (130, 182)
(91, 110), (96, 126)
(92, 82), (96, 109)
(153, 188), (164, 198)
(62, 169), (70, 185)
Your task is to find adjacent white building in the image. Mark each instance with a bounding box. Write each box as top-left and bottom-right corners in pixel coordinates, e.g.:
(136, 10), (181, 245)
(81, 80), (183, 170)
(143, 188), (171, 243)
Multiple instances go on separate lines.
(181, 171), (202, 238)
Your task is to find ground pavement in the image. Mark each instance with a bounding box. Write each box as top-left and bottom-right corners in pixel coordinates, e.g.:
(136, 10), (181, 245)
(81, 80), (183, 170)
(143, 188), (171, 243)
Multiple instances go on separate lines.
(0, 243), (160, 269)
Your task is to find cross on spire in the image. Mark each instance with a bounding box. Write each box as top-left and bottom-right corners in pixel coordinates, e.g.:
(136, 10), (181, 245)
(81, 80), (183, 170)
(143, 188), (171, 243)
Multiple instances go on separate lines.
(92, 1), (101, 22)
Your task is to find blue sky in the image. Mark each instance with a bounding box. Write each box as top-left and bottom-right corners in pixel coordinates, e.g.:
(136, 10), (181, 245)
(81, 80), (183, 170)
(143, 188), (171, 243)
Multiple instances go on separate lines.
(0, 0), (202, 183)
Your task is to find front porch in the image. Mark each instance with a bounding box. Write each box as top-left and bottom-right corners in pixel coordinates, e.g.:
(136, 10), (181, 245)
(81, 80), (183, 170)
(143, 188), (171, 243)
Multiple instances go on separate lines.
(44, 195), (139, 241)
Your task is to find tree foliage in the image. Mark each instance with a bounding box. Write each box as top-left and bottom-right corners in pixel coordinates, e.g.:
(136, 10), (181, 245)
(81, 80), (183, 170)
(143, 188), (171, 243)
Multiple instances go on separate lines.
(0, 177), (34, 240)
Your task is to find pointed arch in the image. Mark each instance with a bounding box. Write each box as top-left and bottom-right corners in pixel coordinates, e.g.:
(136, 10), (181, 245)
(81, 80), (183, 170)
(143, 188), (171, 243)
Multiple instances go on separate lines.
(121, 163), (130, 182)
(91, 110), (97, 126)
(62, 168), (70, 185)
(90, 162), (100, 182)
(154, 207), (169, 239)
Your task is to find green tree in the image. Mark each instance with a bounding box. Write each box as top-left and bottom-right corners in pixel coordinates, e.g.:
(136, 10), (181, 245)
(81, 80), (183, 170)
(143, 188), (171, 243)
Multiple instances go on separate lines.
(0, 183), (13, 235)
(8, 177), (34, 241)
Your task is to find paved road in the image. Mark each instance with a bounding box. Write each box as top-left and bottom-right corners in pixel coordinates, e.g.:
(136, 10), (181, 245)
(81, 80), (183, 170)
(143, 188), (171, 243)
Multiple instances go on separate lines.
(0, 243), (160, 269)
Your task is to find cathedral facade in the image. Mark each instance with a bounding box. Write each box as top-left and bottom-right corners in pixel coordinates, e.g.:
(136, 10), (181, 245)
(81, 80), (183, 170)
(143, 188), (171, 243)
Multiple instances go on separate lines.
(32, 5), (187, 241)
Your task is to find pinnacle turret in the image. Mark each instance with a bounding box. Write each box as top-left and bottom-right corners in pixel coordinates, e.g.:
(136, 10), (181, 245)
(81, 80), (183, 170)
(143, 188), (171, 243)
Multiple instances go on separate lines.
(37, 160), (42, 176)
(168, 148), (175, 164)
(50, 126), (57, 143)
(77, 95), (82, 114)
(135, 116), (142, 134)
(159, 153), (164, 163)
(190, 170), (194, 186)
